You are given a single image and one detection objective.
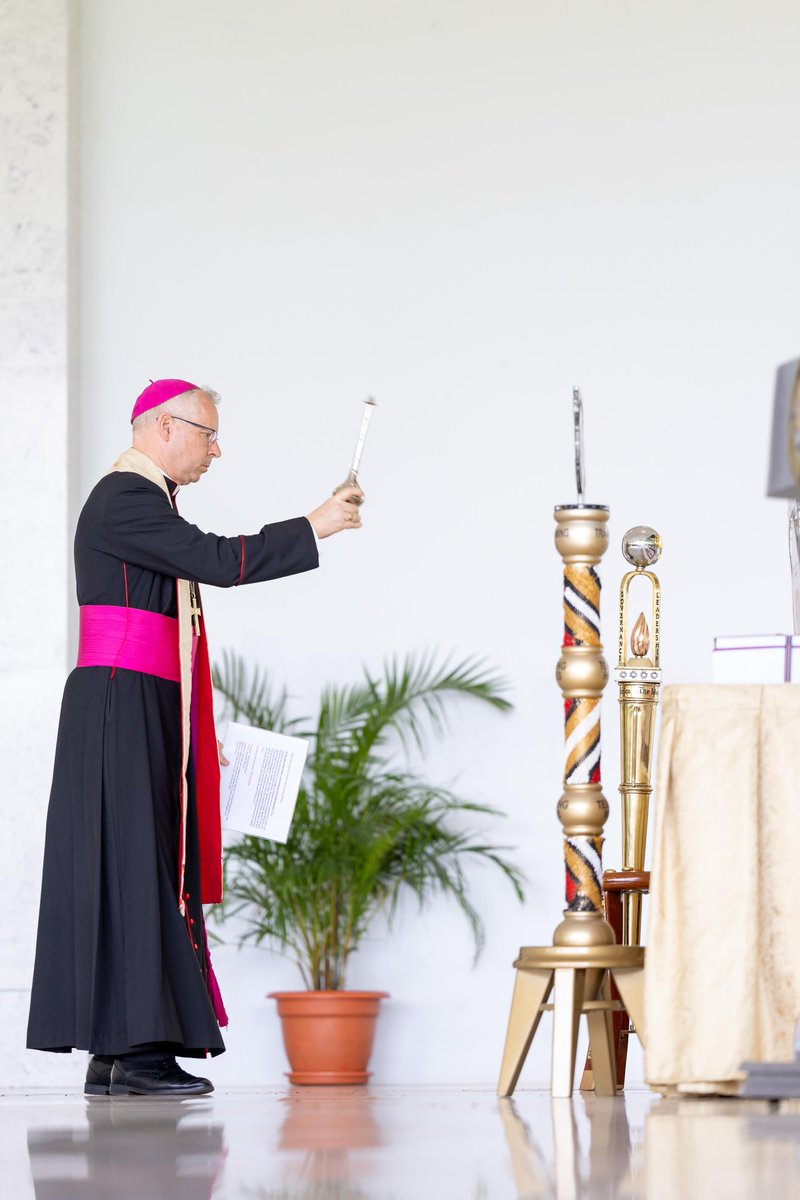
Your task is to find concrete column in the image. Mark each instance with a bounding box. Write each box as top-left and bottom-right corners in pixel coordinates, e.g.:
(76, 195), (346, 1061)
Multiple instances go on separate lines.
(0, 0), (81, 1085)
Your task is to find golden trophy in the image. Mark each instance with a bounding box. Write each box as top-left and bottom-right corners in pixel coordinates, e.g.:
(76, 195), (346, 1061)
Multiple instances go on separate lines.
(582, 525), (662, 1088)
(616, 525), (662, 944)
(497, 392), (647, 1099)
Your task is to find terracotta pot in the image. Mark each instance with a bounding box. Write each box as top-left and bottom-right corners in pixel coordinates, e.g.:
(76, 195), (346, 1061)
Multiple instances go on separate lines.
(268, 990), (389, 1085)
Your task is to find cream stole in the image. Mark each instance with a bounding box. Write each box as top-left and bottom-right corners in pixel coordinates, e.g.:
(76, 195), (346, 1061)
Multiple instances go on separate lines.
(108, 447), (194, 914)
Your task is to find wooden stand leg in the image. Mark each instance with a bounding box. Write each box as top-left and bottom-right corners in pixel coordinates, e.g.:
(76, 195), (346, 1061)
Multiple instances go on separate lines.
(497, 968), (554, 1097)
(551, 968), (585, 1098)
(603, 888), (631, 1087)
(581, 889), (623, 1091)
(585, 974), (617, 1096)
(610, 967), (646, 1045)
(581, 878), (649, 1090)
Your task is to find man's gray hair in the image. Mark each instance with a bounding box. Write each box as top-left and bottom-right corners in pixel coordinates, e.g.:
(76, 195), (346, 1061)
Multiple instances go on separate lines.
(132, 385), (221, 432)
(198, 385), (222, 407)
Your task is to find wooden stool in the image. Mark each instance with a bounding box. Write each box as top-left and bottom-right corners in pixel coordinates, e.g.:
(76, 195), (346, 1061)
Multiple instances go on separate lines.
(497, 943), (646, 1098)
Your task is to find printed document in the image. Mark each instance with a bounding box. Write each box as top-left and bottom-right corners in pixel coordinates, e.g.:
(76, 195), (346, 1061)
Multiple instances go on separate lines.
(220, 721), (308, 842)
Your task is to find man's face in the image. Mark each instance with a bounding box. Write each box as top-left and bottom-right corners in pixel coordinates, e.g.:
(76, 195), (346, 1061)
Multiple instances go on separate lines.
(160, 392), (222, 485)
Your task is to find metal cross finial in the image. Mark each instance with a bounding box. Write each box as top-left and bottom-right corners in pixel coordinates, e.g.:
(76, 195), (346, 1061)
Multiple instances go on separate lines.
(573, 387), (585, 505)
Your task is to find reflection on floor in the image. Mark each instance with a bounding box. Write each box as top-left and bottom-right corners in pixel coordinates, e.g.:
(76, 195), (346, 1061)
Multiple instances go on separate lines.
(3, 1084), (800, 1198)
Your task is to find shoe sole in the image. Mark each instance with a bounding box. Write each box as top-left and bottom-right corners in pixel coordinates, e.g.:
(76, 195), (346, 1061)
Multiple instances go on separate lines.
(109, 1084), (214, 1097)
(84, 1083), (111, 1097)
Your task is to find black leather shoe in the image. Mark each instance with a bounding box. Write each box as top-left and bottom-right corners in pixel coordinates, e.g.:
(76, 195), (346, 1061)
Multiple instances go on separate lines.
(84, 1055), (114, 1097)
(109, 1057), (214, 1097)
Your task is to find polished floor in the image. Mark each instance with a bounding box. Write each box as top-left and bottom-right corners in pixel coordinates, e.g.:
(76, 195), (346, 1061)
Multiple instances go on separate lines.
(2, 1084), (800, 1199)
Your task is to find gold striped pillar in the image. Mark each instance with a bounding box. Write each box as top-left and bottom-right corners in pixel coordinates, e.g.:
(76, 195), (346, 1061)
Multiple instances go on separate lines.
(497, 501), (648, 1100)
(553, 505), (614, 950)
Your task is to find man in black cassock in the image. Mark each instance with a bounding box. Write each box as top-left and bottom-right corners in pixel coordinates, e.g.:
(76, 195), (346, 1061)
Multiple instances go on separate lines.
(27, 378), (363, 1096)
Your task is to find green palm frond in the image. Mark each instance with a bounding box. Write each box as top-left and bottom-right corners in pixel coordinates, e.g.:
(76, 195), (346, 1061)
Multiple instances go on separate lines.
(358, 651), (512, 755)
(316, 651), (512, 772)
(212, 647), (308, 736)
(213, 650), (524, 990)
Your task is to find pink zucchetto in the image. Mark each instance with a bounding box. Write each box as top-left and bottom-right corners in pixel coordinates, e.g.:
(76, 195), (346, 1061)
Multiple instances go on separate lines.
(130, 378), (199, 423)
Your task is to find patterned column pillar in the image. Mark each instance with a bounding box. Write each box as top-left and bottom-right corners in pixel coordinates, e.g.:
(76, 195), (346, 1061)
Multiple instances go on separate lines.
(553, 506), (614, 948)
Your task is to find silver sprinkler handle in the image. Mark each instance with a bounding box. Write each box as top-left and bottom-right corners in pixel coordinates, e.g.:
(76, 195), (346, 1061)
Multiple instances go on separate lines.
(334, 397), (376, 504)
(350, 396), (376, 477)
(573, 387), (585, 505)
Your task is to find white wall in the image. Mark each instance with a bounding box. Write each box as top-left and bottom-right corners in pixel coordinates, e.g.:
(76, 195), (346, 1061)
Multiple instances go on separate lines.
(69, 0), (800, 1086)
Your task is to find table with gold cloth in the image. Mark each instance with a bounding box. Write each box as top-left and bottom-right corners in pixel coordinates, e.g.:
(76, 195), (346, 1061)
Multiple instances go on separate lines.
(644, 684), (800, 1094)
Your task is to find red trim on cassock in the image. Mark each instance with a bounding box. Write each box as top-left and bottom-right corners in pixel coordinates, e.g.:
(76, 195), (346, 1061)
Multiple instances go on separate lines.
(236, 535), (245, 586)
(195, 613), (223, 903)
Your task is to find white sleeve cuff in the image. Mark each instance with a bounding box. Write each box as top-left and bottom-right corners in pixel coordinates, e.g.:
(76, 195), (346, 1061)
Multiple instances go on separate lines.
(307, 518), (323, 558)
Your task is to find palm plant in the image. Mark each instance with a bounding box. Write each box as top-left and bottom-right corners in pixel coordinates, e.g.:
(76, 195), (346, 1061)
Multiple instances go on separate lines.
(212, 649), (525, 991)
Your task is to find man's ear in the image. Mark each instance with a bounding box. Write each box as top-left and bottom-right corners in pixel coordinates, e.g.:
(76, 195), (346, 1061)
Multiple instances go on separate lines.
(156, 414), (171, 442)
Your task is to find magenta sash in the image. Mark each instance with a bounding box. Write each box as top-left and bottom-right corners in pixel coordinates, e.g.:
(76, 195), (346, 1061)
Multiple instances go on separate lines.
(77, 605), (181, 683)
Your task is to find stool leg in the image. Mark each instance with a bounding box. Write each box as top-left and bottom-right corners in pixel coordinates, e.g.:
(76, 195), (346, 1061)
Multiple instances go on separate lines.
(604, 888), (631, 1087)
(497, 968), (554, 1097)
(611, 974), (631, 1088)
(610, 966), (646, 1045)
(551, 967), (585, 1098)
(586, 973), (617, 1096)
(581, 883), (626, 1091)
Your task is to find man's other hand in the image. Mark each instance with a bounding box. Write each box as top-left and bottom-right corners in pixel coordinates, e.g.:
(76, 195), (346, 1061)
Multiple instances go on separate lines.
(306, 487), (365, 538)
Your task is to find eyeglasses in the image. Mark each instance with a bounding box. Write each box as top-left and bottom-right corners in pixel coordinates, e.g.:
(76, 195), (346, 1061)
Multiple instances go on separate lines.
(165, 413), (219, 445)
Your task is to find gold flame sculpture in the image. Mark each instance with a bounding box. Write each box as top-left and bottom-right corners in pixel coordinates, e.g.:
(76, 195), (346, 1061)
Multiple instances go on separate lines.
(617, 525), (663, 944)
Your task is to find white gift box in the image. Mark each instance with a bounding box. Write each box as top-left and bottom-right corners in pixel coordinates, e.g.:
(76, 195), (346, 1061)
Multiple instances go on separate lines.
(712, 635), (800, 683)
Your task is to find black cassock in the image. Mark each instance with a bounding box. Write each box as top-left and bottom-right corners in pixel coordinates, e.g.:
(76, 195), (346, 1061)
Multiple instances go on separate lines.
(27, 469), (318, 1058)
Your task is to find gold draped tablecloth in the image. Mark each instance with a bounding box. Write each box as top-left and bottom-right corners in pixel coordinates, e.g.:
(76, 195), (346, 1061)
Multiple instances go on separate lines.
(644, 684), (800, 1095)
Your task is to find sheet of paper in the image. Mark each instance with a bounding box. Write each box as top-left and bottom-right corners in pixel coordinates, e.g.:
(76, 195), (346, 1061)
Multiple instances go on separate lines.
(220, 721), (309, 842)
